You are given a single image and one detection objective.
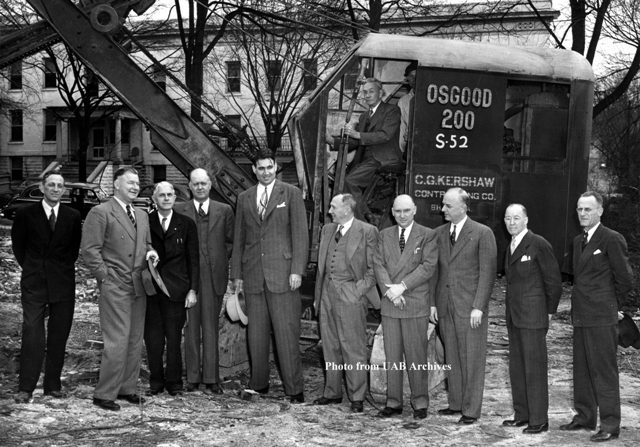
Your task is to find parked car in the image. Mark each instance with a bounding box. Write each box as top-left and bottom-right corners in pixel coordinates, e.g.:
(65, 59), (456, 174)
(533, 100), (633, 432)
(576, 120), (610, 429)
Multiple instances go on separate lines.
(132, 183), (192, 212)
(0, 182), (108, 221)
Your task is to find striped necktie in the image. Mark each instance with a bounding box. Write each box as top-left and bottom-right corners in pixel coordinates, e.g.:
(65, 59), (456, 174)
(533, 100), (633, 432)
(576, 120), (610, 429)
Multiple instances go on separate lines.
(126, 204), (136, 229)
(399, 228), (405, 253)
(450, 224), (456, 246)
(259, 187), (269, 221)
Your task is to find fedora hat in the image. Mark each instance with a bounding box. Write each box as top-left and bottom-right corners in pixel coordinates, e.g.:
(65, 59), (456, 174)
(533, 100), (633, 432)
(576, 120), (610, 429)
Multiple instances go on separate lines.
(618, 313), (640, 349)
(226, 288), (248, 325)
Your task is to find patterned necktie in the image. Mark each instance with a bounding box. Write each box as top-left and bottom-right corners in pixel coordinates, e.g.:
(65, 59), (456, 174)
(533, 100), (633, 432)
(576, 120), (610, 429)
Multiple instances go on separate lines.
(364, 109), (373, 132)
(162, 217), (167, 233)
(335, 225), (344, 243)
(450, 224), (456, 246)
(399, 228), (406, 253)
(49, 210), (56, 232)
(126, 204), (136, 229)
(259, 187), (269, 221)
(581, 230), (588, 251)
(198, 203), (206, 218)
(510, 236), (516, 254)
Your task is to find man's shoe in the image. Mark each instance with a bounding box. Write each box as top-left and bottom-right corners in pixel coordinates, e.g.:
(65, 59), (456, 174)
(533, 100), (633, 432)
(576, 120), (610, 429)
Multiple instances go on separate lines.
(502, 419), (528, 427)
(559, 421), (594, 431)
(351, 401), (363, 413)
(590, 430), (619, 442)
(93, 397), (120, 411)
(313, 396), (343, 405)
(437, 408), (462, 416)
(203, 383), (224, 395)
(413, 409), (427, 420)
(377, 406), (403, 418)
(14, 391), (32, 404)
(185, 383), (199, 392)
(523, 422), (549, 434)
(43, 390), (67, 399)
(254, 385), (269, 395)
(146, 389), (162, 396)
(290, 393), (304, 404)
(168, 389), (183, 396)
(458, 415), (477, 425)
(117, 394), (146, 404)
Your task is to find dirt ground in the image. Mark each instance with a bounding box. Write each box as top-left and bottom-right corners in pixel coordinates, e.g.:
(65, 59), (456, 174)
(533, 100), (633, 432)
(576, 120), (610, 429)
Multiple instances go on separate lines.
(1, 228), (640, 446)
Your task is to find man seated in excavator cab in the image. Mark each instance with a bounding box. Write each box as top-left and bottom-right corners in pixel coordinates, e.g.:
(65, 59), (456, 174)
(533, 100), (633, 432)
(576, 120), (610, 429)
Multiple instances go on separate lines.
(341, 77), (403, 223)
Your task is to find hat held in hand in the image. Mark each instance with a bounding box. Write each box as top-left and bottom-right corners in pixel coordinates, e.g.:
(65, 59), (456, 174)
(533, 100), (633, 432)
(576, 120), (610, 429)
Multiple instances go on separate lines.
(226, 288), (248, 325)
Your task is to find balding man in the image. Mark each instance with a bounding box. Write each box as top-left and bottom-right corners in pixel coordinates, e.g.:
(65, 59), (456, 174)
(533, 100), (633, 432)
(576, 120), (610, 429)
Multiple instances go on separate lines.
(373, 195), (437, 419)
(431, 187), (496, 424)
(343, 77), (403, 220)
(313, 193), (380, 413)
(174, 169), (234, 395)
(502, 204), (561, 434)
(144, 182), (199, 396)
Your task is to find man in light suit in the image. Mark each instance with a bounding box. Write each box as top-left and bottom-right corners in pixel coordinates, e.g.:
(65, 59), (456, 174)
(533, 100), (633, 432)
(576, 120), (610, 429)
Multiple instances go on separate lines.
(174, 168), (234, 395)
(373, 194), (437, 419)
(231, 150), (309, 403)
(144, 182), (199, 396)
(502, 204), (562, 434)
(12, 171), (82, 403)
(343, 77), (403, 219)
(559, 191), (633, 442)
(313, 193), (379, 413)
(431, 187), (496, 424)
(82, 167), (158, 411)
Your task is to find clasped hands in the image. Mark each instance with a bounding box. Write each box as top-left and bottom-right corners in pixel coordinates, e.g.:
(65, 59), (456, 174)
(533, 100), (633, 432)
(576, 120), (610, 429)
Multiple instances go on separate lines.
(385, 283), (406, 309)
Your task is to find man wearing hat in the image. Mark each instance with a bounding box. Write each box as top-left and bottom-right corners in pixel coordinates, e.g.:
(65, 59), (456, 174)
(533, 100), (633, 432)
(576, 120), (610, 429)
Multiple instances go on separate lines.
(144, 182), (199, 396)
(559, 191), (633, 442)
(398, 61), (417, 153)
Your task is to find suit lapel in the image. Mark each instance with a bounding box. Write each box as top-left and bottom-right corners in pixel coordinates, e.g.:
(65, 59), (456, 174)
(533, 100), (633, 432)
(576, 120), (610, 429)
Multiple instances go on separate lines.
(263, 181), (283, 221)
(450, 219), (472, 261)
(345, 220), (363, 263)
(149, 212), (163, 239)
(109, 199), (136, 242)
(207, 200), (222, 232)
(576, 225), (602, 275)
(368, 102), (384, 129)
(248, 186), (261, 224)
(48, 205), (68, 249)
(509, 230), (531, 265)
(165, 213), (182, 239)
(390, 225), (422, 278)
(317, 223), (336, 278)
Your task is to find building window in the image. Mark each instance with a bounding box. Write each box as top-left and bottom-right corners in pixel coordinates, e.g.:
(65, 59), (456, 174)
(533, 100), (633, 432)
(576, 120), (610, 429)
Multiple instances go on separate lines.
(151, 65), (166, 91)
(85, 69), (99, 98)
(10, 157), (23, 181)
(266, 60), (282, 92)
(43, 57), (57, 89)
(93, 126), (106, 158)
(302, 59), (317, 93)
(44, 110), (57, 142)
(10, 110), (23, 142)
(108, 118), (130, 145)
(9, 61), (22, 90)
(344, 64), (359, 90)
(226, 61), (241, 93)
(153, 165), (166, 183)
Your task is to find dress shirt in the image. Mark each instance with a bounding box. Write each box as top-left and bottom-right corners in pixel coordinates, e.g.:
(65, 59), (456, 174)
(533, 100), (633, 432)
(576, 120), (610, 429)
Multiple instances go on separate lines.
(113, 196), (134, 217)
(255, 181), (276, 210)
(585, 222), (600, 243)
(41, 200), (60, 220)
(158, 210), (173, 232)
(511, 228), (528, 252)
(336, 217), (354, 237)
(193, 199), (210, 215)
(450, 215), (468, 241)
(398, 221), (414, 241)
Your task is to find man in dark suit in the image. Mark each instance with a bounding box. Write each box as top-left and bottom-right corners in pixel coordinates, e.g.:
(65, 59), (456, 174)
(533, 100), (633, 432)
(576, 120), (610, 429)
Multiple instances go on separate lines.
(174, 168), (234, 395)
(373, 194), (437, 419)
(82, 167), (158, 411)
(502, 204), (561, 434)
(231, 150), (309, 403)
(12, 171), (82, 403)
(343, 77), (403, 219)
(313, 193), (379, 413)
(559, 191), (633, 442)
(144, 182), (199, 396)
(431, 187), (496, 424)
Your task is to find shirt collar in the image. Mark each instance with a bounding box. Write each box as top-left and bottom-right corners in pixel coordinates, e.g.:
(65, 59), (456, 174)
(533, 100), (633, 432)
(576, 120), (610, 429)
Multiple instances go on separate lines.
(370, 101), (381, 116)
(399, 221), (414, 240)
(451, 215), (468, 236)
(338, 217), (355, 234)
(585, 222), (600, 241)
(113, 196), (132, 212)
(511, 228), (528, 249)
(158, 210), (173, 226)
(41, 200), (60, 218)
(194, 198), (210, 214)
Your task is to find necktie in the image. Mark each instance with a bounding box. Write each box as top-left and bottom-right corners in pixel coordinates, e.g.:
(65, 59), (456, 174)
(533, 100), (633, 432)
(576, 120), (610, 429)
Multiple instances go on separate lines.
(162, 217), (167, 233)
(510, 236), (516, 254)
(198, 203), (206, 218)
(581, 230), (588, 251)
(335, 225), (343, 243)
(259, 187), (269, 221)
(126, 204), (136, 229)
(450, 224), (456, 246)
(399, 228), (405, 253)
(49, 210), (56, 232)
(364, 109), (373, 132)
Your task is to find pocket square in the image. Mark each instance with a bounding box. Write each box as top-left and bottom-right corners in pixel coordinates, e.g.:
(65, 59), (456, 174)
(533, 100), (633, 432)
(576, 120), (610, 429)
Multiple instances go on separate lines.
(593, 249), (602, 255)
(414, 247), (421, 254)
(276, 202), (286, 208)
(521, 255), (531, 262)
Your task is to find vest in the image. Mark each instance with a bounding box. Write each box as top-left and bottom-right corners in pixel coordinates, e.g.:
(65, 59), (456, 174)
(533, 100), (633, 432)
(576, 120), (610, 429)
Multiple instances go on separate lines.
(325, 229), (351, 287)
(196, 212), (210, 265)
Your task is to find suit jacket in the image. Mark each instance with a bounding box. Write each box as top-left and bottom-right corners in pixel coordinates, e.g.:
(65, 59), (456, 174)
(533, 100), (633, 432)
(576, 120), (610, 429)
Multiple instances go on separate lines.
(314, 219), (380, 309)
(174, 200), (234, 296)
(433, 217), (497, 318)
(571, 224), (633, 327)
(231, 179), (309, 294)
(148, 210), (200, 302)
(351, 101), (403, 167)
(81, 198), (153, 298)
(12, 201), (82, 303)
(374, 223), (438, 318)
(504, 230), (562, 329)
